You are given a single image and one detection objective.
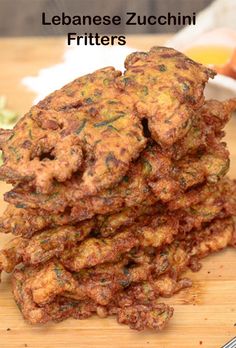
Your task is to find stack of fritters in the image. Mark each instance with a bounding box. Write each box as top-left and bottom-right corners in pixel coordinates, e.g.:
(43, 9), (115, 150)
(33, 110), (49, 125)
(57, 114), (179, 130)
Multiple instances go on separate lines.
(0, 47), (236, 332)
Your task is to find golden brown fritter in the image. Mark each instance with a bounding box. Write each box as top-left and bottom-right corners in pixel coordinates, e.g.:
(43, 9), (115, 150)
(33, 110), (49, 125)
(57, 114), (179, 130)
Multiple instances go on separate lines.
(0, 67), (146, 194)
(1, 177), (235, 278)
(0, 47), (214, 195)
(170, 217), (234, 264)
(12, 267), (101, 324)
(96, 204), (162, 237)
(12, 250), (154, 311)
(0, 201), (161, 238)
(11, 214), (165, 270)
(0, 237), (27, 274)
(2, 143), (172, 212)
(60, 230), (138, 272)
(0, 221), (93, 276)
(117, 276), (192, 307)
(4, 138), (230, 221)
(23, 220), (94, 264)
(136, 214), (179, 248)
(4, 95), (235, 216)
(165, 98), (236, 159)
(120, 46), (215, 145)
(98, 218), (233, 304)
(175, 178), (236, 233)
(118, 217), (235, 306)
(10, 217), (234, 328)
(189, 218), (235, 257)
(115, 303), (174, 331)
(12, 265), (174, 330)
(3, 96), (235, 221)
(59, 214), (177, 273)
(0, 205), (58, 237)
(29, 260), (80, 305)
(2, 176), (235, 239)
(22, 257), (152, 307)
(72, 260), (152, 305)
(152, 217), (235, 280)
(1, 229), (137, 276)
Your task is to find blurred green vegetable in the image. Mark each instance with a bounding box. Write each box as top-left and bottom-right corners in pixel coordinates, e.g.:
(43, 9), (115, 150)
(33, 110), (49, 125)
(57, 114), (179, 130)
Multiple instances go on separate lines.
(0, 96), (20, 164)
(0, 96), (19, 129)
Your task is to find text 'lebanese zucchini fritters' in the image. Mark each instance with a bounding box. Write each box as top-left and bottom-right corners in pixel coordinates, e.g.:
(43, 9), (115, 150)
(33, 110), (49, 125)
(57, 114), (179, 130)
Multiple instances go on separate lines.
(0, 46), (235, 332)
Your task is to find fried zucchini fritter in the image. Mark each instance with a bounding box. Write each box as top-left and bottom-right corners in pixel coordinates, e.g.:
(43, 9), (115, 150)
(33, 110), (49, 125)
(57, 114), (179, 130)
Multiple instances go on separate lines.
(1, 187), (234, 278)
(121, 46), (215, 145)
(12, 265), (174, 330)
(1, 176), (235, 239)
(0, 68), (146, 194)
(10, 217), (234, 328)
(119, 217), (235, 306)
(60, 230), (138, 272)
(12, 267), (100, 324)
(3, 97), (235, 222)
(115, 303), (174, 331)
(3, 138), (230, 221)
(0, 47), (214, 195)
(0, 201), (161, 238)
(23, 258), (152, 307)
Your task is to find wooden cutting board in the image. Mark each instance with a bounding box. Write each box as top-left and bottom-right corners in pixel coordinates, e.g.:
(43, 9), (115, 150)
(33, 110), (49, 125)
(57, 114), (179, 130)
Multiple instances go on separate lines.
(0, 35), (236, 348)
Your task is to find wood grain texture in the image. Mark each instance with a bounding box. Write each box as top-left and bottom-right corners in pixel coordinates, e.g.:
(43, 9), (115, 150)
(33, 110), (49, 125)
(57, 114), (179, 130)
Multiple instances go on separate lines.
(0, 35), (235, 348)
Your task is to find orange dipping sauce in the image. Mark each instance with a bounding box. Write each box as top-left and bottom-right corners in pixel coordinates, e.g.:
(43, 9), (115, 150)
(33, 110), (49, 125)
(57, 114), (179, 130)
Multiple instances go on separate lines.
(185, 46), (234, 66)
(183, 28), (236, 79)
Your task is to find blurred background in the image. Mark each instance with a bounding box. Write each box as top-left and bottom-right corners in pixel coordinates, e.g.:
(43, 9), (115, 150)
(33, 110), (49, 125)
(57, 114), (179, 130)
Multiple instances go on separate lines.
(0, 0), (235, 117)
(0, 0), (213, 36)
